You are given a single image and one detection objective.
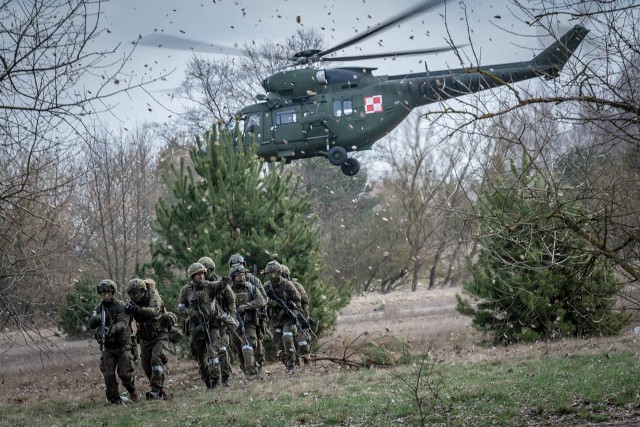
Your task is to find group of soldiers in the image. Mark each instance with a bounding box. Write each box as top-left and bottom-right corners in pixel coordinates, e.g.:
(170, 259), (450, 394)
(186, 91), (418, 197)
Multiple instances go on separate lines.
(89, 254), (312, 404)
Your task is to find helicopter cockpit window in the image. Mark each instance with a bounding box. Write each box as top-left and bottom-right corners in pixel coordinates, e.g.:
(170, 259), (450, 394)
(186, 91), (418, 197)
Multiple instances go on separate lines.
(245, 114), (260, 134)
(276, 108), (297, 125)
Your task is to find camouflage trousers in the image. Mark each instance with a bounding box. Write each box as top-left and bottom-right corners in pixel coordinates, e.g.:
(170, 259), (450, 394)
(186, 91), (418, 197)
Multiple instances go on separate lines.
(139, 336), (169, 394)
(270, 320), (298, 370)
(100, 347), (136, 403)
(231, 322), (260, 376)
(189, 325), (229, 388)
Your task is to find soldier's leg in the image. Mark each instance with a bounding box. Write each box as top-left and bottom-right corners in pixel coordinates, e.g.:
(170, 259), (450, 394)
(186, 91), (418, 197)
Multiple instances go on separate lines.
(115, 350), (137, 401)
(191, 334), (210, 387)
(271, 321), (285, 366)
(100, 351), (121, 404)
(296, 328), (311, 357)
(282, 322), (297, 373)
(140, 340), (153, 382)
(255, 323), (265, 373)
(243, 324), (258, 376)
(206, 327), (222, 388)
(148, 338), (169, 397)
(218, 331), (232, 386)
(230, 329), (246, 374)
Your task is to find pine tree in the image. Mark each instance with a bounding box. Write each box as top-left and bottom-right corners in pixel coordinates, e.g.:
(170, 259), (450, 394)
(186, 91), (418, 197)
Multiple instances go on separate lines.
(144, 128), (347, 334)
(457, 153), (629, 344)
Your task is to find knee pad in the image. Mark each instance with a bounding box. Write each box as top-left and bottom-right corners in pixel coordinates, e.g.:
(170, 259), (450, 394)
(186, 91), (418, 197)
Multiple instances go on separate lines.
(297, 339), (310, 355)
(282, 331), (295, 351)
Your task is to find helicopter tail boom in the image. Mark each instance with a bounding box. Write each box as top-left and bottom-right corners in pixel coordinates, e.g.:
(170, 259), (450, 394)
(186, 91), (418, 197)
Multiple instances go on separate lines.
(394, 25), (589, 108)
(531, 25), (589, 78)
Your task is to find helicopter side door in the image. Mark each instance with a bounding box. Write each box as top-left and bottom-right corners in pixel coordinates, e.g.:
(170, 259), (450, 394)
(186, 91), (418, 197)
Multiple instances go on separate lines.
(271, 106), (305, 157)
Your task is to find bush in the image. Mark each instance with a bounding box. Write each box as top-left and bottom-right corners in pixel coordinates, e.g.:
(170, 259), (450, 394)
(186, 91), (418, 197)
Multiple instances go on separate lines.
(58, 275), (100, 339)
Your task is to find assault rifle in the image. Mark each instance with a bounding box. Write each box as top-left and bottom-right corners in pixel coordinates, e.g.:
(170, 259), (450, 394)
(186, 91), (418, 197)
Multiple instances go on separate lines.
(266, 287), (317, 339)
(191, 298), (217, 368)
(235, 312), (250, 345)
(100, 303), (107, 351)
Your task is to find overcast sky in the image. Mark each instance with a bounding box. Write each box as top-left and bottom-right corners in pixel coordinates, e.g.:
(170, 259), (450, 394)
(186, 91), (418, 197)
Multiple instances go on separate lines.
(96, 0), (566, 129)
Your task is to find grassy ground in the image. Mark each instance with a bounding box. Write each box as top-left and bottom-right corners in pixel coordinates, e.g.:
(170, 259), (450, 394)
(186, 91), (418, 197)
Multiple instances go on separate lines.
(1, 286), (639, 426)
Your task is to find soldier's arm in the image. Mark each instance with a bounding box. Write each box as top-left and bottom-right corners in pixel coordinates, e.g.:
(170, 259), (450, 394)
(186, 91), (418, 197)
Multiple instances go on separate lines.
(246, 284), (266, 310)
(255, 280), (268, 302)
(108, 302), (130, 335)
(218, 285), (235, 314)
(136, 294), (163, 320)
(177, 285), (189, 314)
(296, 282), (310, 314)
(286, 281), (302, 308)
(223, 284), (237, 317)
(88, 304), (102, 329)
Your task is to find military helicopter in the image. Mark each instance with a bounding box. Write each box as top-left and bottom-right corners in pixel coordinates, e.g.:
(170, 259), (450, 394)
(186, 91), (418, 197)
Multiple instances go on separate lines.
(144, 1), (589, 176)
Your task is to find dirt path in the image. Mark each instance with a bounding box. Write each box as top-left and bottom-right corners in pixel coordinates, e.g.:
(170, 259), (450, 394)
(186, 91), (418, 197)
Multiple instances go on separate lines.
(1, 286), (637, 405)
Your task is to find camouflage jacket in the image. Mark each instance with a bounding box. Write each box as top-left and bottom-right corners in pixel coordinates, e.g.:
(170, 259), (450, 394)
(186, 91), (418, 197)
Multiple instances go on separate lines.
(291, 279), (310, 317)
(130, 291), (166, 341)
(89, 300), (131, 351)
(178, 280), (237, 331)
(231, 279), (266, 325)
(264, 279), (301, 323)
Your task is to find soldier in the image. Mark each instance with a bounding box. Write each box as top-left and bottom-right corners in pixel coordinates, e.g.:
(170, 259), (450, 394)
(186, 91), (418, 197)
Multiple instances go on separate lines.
(200, 256), (233, 385)
(228, 253), (269, 374)
(125, 278), (171, 400)
(199, 256), (219, 281)
(89, 279), (138, 404)
(281, 264), (312, 358)
(263, 261), (301, 374)
(228, 265), (267, 379)
(178, 262), (237, 389)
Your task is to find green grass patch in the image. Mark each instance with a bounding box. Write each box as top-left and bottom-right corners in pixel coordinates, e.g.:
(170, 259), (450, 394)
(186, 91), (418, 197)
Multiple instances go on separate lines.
(2, 351), (639, 426)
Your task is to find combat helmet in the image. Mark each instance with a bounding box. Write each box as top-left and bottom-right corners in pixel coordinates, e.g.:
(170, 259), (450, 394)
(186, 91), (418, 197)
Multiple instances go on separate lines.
(228, 253), (245, 267)
(264, 260), (282, 274)
(280, 264), (291, 278)
(229, 265), (248, 280)
(198, 256), (216, 271)
(96, 279), (117, 294)
(187, 262), (207, 279)
(127, 278), (148, 298)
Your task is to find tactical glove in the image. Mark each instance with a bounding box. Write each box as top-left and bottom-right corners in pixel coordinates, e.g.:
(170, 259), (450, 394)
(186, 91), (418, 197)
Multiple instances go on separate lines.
(125, 300), (139, 314)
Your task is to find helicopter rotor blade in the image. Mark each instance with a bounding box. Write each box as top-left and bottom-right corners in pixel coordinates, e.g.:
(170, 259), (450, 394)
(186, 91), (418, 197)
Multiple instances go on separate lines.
(138, 33), (247, 56)
(321, 45), (463, 62)
(316, 0), (445, 59)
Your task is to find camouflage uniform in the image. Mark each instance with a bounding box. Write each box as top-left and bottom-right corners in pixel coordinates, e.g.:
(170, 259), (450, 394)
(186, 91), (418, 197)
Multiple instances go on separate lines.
(178, 263), (237, 389)
(200, 257), (233, 386)
(89, 280), (137, 404)
(228, 266), (267, 378)
(263, 261), (301, 373)
(228, 253), (269, 371)
(282, 265), (312, 359)
(126, 279), (170, 399)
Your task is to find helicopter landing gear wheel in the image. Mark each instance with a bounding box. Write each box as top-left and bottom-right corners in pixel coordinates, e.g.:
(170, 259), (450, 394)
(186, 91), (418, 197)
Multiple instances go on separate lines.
(327, 146), (348, 166)
(340, 157), (360, 176)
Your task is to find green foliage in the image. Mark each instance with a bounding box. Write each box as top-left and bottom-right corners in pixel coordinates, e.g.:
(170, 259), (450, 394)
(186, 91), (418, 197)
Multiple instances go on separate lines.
(143, 127), (348, 335)
(58, 275), (100, 339)
(458, 153), (629, 344)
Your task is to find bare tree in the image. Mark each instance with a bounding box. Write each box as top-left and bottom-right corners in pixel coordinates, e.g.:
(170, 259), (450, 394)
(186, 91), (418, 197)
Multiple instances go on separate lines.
(374, 115), (474, 292)
(71, 127), (161, 295)
(0, 0), (165, 341)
